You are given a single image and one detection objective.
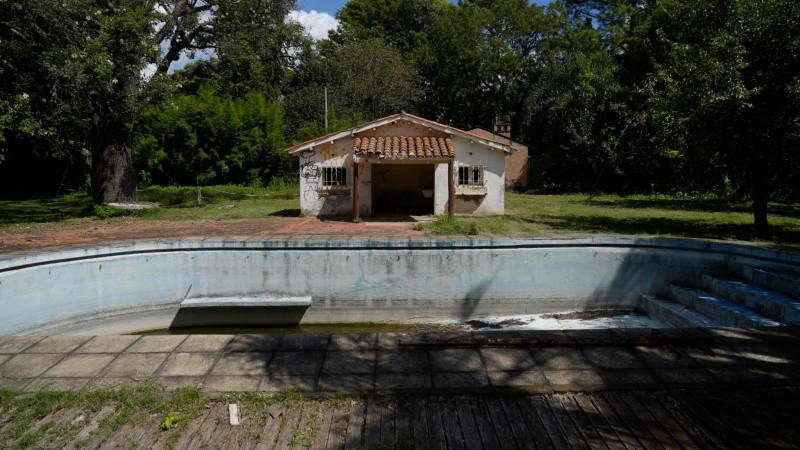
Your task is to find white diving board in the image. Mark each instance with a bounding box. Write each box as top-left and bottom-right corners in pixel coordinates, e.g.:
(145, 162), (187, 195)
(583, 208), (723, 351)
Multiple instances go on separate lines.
(180, 296), (312, 308)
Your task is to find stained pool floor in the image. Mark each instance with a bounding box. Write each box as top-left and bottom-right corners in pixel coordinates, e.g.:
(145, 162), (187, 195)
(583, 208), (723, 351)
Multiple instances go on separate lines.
(462, 310), (668, 331)
(142, 309), (667, 335)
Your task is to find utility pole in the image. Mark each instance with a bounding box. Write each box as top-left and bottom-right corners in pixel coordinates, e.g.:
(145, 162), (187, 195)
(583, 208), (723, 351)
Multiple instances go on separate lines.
(324, 86), (328, 131)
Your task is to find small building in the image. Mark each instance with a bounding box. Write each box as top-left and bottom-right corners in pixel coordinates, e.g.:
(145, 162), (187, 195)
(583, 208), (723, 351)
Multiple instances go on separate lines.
(286, 113), (514, 218)
(468, 124), (529, 190)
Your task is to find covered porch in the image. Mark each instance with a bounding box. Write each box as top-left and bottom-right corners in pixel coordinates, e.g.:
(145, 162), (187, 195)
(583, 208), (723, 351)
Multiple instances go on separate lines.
(351, 136), (455, 220)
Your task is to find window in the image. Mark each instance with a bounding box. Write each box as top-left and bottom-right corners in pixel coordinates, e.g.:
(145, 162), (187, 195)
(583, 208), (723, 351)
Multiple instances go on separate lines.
(457, 165), (485, 186)
(322, 167), (347, 187)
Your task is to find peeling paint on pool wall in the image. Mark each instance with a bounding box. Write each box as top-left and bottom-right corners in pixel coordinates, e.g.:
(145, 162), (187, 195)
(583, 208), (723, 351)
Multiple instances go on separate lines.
(0, 237), (798, 335)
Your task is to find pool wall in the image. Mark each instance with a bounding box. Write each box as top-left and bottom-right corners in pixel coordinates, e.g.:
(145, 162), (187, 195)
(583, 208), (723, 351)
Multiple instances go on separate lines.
(1, 237), (798, 334)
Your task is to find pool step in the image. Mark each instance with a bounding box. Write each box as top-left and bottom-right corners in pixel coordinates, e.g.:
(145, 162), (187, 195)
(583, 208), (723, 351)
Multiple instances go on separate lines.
(701, 275), (800, 325)
(668, 285), (781, 327)
(734, 266), (800, 298)
(641, 295), (723, 328)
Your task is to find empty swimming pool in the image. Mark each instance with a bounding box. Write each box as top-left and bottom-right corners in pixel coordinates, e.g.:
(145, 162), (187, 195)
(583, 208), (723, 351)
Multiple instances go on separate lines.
(1, 237), (798, 334)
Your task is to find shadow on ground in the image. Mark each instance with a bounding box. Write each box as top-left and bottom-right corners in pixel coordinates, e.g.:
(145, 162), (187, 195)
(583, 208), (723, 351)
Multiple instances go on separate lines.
(516, 214), (800, 245)
(0, 195), (92, 225)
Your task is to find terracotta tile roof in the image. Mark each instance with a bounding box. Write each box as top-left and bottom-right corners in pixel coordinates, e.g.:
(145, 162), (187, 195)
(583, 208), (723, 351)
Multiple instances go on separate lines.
(354, 136), (455, 159)
(467, 128), (527, 152)
(285, 112), (512, 155)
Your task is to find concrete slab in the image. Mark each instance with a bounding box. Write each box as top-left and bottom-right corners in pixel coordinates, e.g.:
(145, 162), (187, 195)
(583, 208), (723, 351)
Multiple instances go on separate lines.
(377, 333), (410, 350)
(329, 334), (378, 350)
(487, 370), (548, 388)
(432, 372), (491, 389)
(318, 374), (374, 393)
(729, 344), (796, 365)
(176, 335), (234, 353)
(210, 353), (269, 376)
(533, 348), (593, 371)
(158, 353), (218, 377)
(375, 373), (431, 390)
(655, 368), (717, 386)
(0, 378), (30, 389)
(632, 346), (698, 368)
(429, 348), (484, 372)
(86, 377), (136, 389)
(75, 335), (139, 353)
(267, 351), (324, 376)
(376, 350), (429, 373)
(24, 336), (91, 354)
(0, 353), (64, 377)
(259, 375), (317, 392)
(102, 353), (170, 377)
(27, 377), (90, 391)
(480, 348), (536, 371)
(598, 369), (658, 388)
(277, 334), (329, 351)
(205, 375), (262, 392)
(0, 336), (43, 353)
(681, 346), (743, 366)
(322, 350), (376, 374)
(707, 328), (758, 343)
(225, 335), (282, 352)
(581, 347), (644, 369)
(126, 335), (187, 353)
(158, 376), (206, 390)
(42, 354), (116, 378)
(543, 370), (605, 392)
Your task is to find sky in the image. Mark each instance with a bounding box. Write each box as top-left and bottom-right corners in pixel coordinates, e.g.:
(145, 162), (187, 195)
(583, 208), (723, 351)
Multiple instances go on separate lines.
(292, 0), (554, 42)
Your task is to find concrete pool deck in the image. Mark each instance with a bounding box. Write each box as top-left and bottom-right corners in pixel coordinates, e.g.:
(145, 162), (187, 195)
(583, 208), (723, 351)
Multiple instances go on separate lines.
(2, 327), (799, 394)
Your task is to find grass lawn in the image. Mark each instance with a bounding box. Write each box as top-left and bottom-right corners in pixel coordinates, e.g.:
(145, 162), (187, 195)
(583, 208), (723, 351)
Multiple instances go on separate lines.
(417, 193), (800, 246)
(1, 187), (798, 245)
(0, 383), (313, 449)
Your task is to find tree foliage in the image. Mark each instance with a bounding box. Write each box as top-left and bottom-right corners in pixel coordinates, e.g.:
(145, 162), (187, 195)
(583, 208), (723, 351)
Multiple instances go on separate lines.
(134, 86), (288, 187)
(0, 0), (298, 202)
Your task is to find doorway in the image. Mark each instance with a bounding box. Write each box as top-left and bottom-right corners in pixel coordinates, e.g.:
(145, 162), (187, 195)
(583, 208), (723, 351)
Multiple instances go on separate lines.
(371, 164), (435, 216)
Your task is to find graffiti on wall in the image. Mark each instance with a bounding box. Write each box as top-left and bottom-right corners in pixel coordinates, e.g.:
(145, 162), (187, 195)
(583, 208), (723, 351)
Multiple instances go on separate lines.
(299, 150), (320, 181)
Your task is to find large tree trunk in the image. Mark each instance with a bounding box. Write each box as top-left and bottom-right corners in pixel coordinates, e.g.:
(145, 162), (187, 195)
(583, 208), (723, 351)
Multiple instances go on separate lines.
(90, 116), (137, 204)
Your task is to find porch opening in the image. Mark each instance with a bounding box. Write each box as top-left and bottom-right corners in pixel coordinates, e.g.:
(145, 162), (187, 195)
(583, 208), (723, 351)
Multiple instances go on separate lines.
(371, 163), (435, 215)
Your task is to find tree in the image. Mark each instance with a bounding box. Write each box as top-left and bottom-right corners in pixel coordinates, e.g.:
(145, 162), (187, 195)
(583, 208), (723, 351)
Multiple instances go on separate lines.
(133, 86), (288, 186)
(1, 0), (297, 203)
(641, 0), (800, 229)
(331, 39), (419, 120)
(282, 37), (418, 139)
(333, 0), (447, 57)
(415, 0), (559, 132)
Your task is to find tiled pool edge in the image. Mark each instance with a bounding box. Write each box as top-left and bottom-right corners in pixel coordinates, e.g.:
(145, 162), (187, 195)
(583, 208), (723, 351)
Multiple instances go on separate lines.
(1, 327), (798, 393)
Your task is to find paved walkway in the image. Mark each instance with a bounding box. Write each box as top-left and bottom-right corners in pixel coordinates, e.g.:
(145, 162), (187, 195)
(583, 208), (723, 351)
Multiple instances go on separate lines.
(2, 327), (798, 394)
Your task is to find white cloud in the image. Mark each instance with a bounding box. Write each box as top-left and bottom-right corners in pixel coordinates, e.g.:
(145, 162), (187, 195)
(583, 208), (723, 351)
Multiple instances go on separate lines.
(287, 9), (339, 41)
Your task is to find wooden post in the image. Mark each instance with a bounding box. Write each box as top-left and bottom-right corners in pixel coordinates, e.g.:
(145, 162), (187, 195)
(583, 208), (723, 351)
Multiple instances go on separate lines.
(353, 162), (360, 221)
(448, 160), (455, 215)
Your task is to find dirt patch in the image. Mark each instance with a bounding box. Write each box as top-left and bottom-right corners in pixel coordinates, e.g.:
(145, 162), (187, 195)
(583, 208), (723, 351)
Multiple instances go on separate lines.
(0, 217), (423, 254)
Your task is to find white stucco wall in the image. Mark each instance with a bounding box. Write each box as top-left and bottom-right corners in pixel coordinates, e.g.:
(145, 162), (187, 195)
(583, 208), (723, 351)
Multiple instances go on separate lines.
(434, 163), (449, 215)
(298, 140), (356, 217)
(451, 136), (506, 215)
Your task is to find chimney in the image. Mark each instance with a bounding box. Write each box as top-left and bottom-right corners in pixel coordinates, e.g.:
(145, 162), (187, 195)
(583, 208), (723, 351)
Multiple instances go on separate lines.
(493, 122), (511, 138)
